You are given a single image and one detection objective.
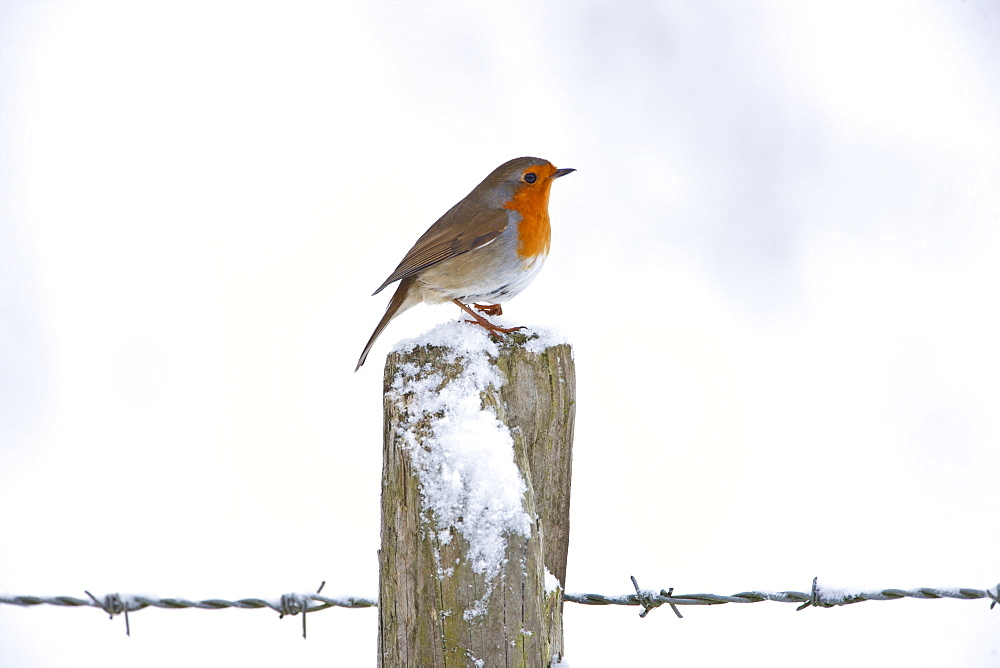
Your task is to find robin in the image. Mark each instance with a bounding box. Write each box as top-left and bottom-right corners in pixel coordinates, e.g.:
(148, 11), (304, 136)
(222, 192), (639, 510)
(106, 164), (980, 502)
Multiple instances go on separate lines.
(356, 156), (574, 371)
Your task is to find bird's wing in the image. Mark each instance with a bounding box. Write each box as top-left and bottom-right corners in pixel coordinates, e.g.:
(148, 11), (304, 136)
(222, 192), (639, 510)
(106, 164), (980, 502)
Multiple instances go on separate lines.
(372, 205), (509, 296)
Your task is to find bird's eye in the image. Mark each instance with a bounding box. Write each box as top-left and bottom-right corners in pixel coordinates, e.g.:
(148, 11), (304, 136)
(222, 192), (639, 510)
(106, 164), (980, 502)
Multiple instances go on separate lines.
(523, 172), (537, 184)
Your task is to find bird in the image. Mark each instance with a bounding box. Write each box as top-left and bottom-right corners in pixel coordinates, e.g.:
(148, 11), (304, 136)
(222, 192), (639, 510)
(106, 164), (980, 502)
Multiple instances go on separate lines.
(355, 156), (574, 371)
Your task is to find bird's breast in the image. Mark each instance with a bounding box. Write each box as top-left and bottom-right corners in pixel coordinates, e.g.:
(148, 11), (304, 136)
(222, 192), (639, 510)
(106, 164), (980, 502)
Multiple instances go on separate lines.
(504, 185), (553, 261)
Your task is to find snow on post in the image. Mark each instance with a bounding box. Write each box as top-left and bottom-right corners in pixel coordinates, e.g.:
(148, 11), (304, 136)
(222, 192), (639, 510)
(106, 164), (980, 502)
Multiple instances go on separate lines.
(378, 320), (576, 668)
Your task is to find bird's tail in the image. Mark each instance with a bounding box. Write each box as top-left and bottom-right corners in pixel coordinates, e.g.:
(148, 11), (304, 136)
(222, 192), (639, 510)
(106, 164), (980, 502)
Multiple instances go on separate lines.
(355, 278), (419, 371)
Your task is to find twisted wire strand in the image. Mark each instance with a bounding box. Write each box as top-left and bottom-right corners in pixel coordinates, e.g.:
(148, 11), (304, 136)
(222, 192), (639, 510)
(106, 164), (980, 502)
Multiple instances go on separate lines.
(0, 588), (377, 639)
(563, 577), (999, 618)
(0, 589), (377, 638)
(2, 577), (996, 629)
(0, 593), (377, 613)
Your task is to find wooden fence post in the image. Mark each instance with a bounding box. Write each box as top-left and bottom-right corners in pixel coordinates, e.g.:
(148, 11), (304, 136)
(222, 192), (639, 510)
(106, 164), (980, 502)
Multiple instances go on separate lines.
(378, 328), (576, 667)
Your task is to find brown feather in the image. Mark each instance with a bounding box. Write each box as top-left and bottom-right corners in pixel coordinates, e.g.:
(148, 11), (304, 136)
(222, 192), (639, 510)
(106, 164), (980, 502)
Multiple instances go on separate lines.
(356, 276), (420, 371)
(372, 205), (509, 295)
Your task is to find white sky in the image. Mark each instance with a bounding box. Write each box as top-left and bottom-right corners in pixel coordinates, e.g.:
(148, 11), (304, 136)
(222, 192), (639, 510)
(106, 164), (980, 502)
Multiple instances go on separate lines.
(1, 1), (999, 666)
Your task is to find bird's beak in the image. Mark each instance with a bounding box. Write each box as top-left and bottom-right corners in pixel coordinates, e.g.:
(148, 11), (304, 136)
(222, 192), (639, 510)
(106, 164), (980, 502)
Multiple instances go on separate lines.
(551, 167), (576, 179)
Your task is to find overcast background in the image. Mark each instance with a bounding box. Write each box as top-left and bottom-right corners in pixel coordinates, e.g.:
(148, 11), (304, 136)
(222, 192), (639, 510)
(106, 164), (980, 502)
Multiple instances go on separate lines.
(2, 1), (999, 666)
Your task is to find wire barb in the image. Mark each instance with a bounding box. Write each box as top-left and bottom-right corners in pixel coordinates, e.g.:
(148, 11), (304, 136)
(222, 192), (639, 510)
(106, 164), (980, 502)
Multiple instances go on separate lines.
(660, 588), (683, 619)
(628, 576), (682, 619)
(631, 576), (656, 618)
(797, 576), (821, 611)
(985, 584), (999, 610)
(277, 582), (330, 639)
(84, 591), (131, 636)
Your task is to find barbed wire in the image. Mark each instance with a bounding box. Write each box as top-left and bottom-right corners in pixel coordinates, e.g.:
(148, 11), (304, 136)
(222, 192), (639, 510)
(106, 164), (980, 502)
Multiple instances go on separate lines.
(3, 576), (996, 636)
(564, 576), (1000, 619)
(0, 581), (376, 638)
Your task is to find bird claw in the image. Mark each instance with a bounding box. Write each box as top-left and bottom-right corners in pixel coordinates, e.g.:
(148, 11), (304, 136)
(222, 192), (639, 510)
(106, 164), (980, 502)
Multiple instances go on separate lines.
(463, 319), (526, 338)
(474, 303), (503, 317)
(453, 299), (525, 338)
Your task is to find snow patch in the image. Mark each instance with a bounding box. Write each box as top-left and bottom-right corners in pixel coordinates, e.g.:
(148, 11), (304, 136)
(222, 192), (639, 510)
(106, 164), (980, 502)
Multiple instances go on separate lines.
(392, 318), (501, 359)
(813, 579), (933, 604)
(388, 319), (533, 593)
(544, 567), (562, 594)
(521, 323), (571, 353)
(391, 315), (571, 359)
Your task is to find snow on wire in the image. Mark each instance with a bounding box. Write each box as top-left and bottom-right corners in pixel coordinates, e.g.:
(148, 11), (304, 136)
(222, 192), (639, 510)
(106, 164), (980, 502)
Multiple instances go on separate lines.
(2, 576), (997, 636)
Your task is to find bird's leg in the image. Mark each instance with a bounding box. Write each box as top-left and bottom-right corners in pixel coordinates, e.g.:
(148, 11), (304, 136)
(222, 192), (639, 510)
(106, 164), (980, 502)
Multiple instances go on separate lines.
(452, 299), (526, 337)
(473, 302), (503, 316)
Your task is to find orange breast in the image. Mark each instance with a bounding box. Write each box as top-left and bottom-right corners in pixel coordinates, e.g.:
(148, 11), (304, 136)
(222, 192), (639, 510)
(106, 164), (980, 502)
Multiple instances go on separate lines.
(503, 177), (554, 261)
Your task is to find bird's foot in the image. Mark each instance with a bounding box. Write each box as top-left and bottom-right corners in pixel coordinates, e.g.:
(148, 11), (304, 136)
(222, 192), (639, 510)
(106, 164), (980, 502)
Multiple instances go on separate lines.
(453, 299), (526, 338)
(474, 302), (503, 316)
(463, 319), (527, 338)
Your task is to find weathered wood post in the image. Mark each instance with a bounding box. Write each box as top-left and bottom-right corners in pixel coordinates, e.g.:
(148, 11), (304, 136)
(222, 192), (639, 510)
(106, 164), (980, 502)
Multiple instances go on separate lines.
(378, 323), (575, 667)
